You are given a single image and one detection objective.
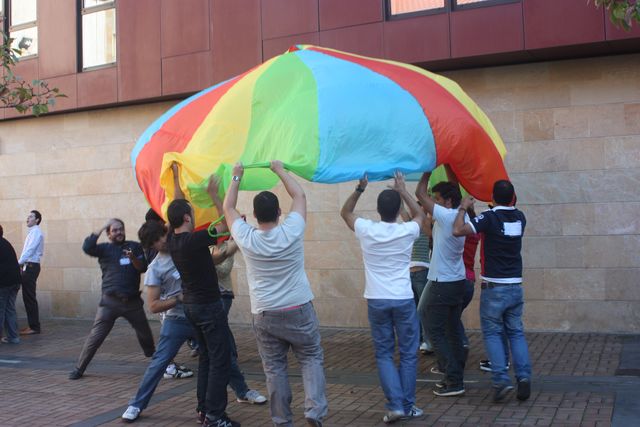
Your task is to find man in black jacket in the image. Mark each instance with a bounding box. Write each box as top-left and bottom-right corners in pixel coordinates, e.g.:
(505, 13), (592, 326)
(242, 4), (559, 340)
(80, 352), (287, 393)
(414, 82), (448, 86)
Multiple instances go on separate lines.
(69, 219), (155, 380)
(0, 224), (22, 344)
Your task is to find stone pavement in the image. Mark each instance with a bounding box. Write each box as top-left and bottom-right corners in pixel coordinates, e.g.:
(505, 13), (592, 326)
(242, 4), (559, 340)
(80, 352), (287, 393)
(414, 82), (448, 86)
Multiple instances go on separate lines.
(0, 319), (638, 427)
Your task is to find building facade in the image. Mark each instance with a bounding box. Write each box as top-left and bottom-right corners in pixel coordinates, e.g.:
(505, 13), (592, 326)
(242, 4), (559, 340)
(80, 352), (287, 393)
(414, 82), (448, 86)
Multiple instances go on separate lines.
(1, 0), (639, 332)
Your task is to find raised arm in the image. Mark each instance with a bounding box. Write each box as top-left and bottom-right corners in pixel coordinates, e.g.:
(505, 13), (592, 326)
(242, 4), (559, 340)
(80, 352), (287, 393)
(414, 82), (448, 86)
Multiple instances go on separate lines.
(392, 171), (426, 230)
(340, 174), (367, 232)
(271, 160), (306, 220)
(82, 221), (110, 257)
(222, 162), (243, 227)
(207, 174), (228, 234)
(444, 164), (458, 185)
(171, 162), (186, 200)
(415, 172), (436, 215)
(453, 195), (476, 236)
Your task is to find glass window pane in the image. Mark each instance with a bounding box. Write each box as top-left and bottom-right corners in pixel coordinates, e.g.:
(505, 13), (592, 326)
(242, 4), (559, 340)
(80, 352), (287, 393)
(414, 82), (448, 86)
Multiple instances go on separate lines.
(83, 0), (115, 8)
(11, 0), (37, 26)
(82, 8), (117, 68)
(390, 0), (445, 15)
(10, 26), (38, 57)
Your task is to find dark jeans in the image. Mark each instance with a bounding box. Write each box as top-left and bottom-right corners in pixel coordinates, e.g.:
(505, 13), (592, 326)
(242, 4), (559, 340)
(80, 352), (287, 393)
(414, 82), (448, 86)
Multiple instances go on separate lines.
(75, 294), (155, 374)
(184, 300), (231, 419)
(425, 280), (466, 387)
(21, 262), (41, 332)
(410, 268), (429, 343)
(221, 296), (250, 399)
(458, 279), (475, 347)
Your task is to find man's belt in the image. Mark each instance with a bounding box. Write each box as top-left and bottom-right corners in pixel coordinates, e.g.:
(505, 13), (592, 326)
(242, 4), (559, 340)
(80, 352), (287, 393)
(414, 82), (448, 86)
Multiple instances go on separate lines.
(481, 281), (521, 290)
(104, 290), (141, 303)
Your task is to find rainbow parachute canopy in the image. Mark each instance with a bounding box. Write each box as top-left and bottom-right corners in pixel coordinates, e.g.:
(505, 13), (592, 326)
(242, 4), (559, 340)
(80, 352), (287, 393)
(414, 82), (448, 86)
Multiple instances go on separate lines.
(132, 45), (508, 228)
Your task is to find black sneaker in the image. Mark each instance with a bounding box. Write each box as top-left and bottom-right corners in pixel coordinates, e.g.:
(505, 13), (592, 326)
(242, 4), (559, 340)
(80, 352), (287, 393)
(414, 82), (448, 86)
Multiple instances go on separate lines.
(433, 385), (465, 396)
(517, 378), (531, 401)
(305, 418), (323, 427)
(479, 359), (492, 372)
(493, 384), (514, 402)
(434, 380), (446, 389)
(202, 415), (240, 427)
(68, 368), (83, 380)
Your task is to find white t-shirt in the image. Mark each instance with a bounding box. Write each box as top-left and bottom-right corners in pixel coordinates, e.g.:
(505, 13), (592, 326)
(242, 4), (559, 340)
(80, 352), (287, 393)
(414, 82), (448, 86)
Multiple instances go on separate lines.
(231, 212), (314, 314)
(427, 204), (469, 282)
(354, 218), (420, 300)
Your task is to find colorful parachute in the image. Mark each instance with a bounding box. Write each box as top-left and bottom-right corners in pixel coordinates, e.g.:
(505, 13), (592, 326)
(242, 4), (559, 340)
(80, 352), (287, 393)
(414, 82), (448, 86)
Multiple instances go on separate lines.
(132, 45), (508, 227)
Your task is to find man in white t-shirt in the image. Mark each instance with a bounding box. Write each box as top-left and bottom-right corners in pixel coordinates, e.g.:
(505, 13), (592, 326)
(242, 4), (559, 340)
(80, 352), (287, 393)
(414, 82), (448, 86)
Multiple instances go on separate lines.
(340, 171), (425, 424)
(415, 171), (470, 397)
(223, 161), (327, 427)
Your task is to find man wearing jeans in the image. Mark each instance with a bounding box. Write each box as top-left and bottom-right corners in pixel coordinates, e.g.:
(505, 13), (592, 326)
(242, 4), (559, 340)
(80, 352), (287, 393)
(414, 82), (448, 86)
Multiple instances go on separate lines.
(167, 175), (238, 427)
(453, 180), (532, 402)
(341, 172), (425, 424)
(224, 161), (327, 427)
(416, 172), (470, 397)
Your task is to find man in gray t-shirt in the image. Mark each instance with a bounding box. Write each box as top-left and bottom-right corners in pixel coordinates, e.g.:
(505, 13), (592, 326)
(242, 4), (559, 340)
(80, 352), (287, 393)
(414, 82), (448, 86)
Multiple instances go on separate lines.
(224, 160), (328, 427)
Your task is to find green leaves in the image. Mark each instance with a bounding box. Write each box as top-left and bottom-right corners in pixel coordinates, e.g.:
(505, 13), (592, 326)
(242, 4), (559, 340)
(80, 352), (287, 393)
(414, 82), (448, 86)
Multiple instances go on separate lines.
(1, 32), (65, 116)
(591, 0), (640, 31)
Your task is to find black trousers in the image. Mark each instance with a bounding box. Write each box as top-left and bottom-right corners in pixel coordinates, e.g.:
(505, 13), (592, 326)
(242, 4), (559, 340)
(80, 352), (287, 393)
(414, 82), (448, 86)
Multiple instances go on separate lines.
(74, 293), (155, 374)
(21, 262), (41, 332)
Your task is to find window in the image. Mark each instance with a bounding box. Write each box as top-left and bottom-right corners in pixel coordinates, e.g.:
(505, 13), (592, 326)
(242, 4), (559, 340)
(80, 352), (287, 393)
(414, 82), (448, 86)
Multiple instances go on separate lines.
(80, 0), (116, 70)
(8, 0), (38, 57)
(388, 0), (447, 17)
(453, 0), (520, 10)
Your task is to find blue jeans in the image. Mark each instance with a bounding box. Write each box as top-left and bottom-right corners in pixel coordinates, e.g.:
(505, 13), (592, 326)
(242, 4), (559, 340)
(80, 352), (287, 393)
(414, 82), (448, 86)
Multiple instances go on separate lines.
(0, 284), (20, 343)
(410, 269), (429, 344)
(458, 279), (475, 347)
(184, 300), (231, 419)
(480, 284), (532, 386)
(367, 298), (419, 413)
(221, 296), (250, 399)
(425, 280), (466, 387)
(129, 317), (195, 410)
(253, 302), (327, 426)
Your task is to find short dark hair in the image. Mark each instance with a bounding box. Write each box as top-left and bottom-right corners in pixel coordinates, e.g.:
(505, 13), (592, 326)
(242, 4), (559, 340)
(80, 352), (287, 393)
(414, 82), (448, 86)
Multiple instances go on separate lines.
(432, 181), (462, 209)
(138, 220), (167, 250)
(31, 210), (42, 225)
(107, 218), (125, 233)
(253, 191), (279, 223)
(377, 189), (401, 222)
(0, 224), (3, 238)
(145, 208), (164, 223)
(167, 199), (192, 228)
(493, 180), (515, 206)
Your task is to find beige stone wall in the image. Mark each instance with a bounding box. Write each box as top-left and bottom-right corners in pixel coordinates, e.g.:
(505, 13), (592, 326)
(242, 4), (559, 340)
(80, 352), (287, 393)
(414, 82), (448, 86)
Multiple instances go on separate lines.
(1, 53), (638, 332)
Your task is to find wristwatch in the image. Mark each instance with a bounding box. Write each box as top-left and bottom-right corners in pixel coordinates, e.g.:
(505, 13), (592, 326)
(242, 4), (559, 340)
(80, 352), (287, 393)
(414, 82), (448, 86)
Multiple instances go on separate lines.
(355, 185), (365, 193)
(232, 175), (240, 182)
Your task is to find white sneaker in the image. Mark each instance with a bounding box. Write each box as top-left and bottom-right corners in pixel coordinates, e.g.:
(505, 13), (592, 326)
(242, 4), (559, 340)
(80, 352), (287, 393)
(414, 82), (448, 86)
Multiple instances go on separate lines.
(403, 405), (424, 419)
(164, 364), (193, 379)
(383, 410), (405, 424)
(122, 406), (140, 423)
(419, 342), (433, 354)
(237, 389), (267, 404)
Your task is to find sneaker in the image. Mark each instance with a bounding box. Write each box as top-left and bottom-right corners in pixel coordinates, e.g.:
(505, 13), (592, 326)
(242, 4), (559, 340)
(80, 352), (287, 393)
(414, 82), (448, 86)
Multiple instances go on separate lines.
(305, 418), (323, 427)
(0, 337), (19, 344)
(202, 414), (240, 427)
(433, 385), (465, 397)
(517, 378), (531, 401)
(493, 384), (514, 402)
(164, 364), (193, 379)
(382, 410), (405, 424)
(434, 380), (446, 389)
(419, 342), (433, 354)
(190, 348), (199, 358)
(402, 406), (424, 419)
(237, 389), (267, 404)
(479, 359), (510, 372)
(122, 406), (141, 423)
(430, 366), (444, 375)
(68, 368), (83, 380)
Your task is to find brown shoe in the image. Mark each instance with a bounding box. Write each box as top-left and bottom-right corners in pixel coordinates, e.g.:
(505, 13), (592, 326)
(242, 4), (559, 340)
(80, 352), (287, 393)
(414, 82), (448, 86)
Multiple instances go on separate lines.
(19, 328), (40, 335)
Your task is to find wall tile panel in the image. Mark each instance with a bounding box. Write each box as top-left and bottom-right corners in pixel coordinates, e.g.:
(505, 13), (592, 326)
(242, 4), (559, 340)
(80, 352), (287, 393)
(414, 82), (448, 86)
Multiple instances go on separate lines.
(451, 2), (523, 58)
(319, 0), (382, 31)
(383, 13), (450, 63)
(118, 0), (162, 101)
(524, 0), (606, 50)
(319, 23), (384, 58)
(38, 0), (77, 79)
(262, 32), (320, 60)
(77, 66), (118, 108)
(162, 52), (213, 95)
(262, 0), (318, 40)
(45, 74), (78, 112)
(161, 0), (210, 57)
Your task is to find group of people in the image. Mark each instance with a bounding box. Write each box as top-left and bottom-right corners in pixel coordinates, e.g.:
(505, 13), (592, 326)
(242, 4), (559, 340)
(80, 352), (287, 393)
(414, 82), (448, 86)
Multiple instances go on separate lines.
(1, 160), (532, 427)
(0, 210), (45, 345)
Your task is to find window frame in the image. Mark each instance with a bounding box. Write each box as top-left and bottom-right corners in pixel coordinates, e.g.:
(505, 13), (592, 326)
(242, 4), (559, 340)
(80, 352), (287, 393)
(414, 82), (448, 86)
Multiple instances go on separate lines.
(78, 0), (117, 72)
(451, 0), (521, 11)
(385, 0), (450, 21)
(6, 0), (39, 59)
